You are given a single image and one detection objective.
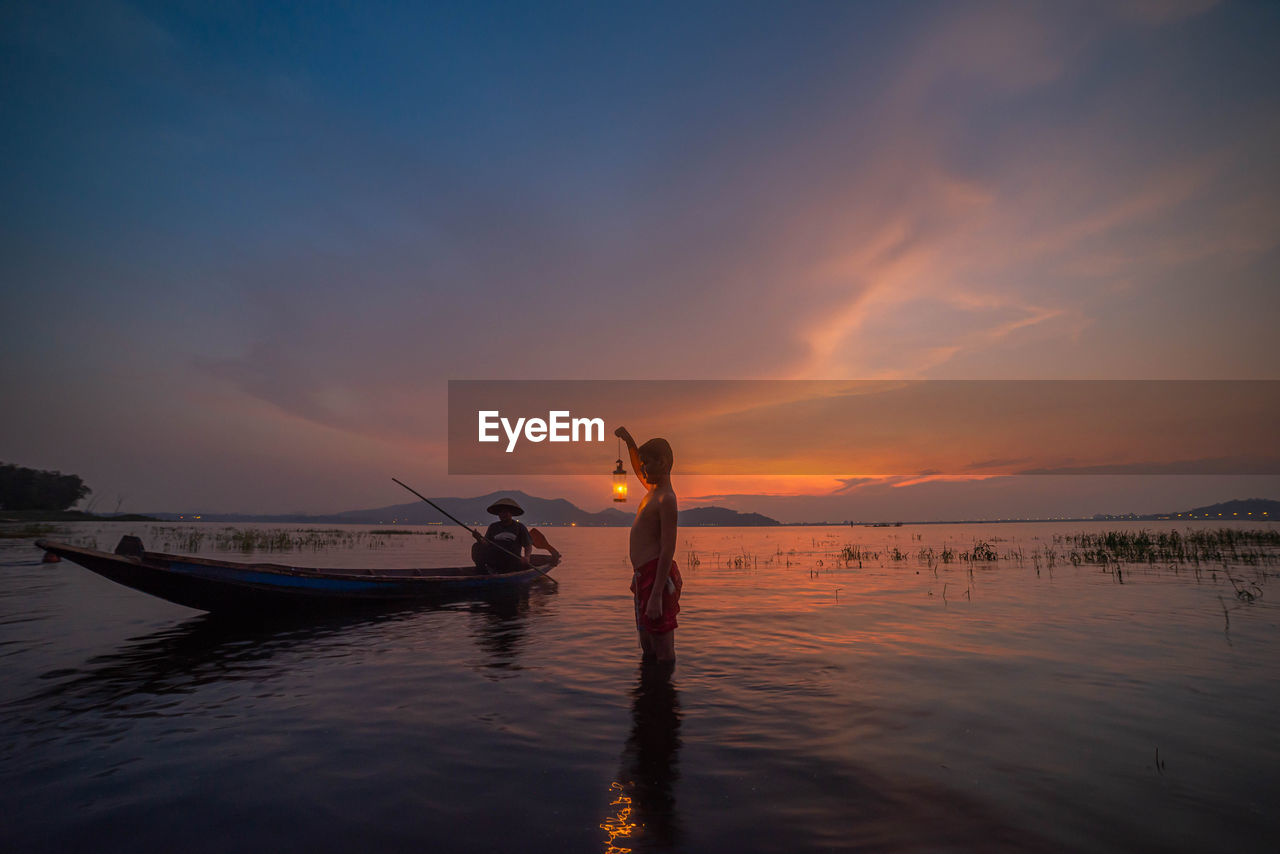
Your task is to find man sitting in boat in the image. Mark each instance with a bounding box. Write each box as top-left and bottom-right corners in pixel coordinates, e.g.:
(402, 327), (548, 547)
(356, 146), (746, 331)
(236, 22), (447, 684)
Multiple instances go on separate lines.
(471, 497), (533, 573)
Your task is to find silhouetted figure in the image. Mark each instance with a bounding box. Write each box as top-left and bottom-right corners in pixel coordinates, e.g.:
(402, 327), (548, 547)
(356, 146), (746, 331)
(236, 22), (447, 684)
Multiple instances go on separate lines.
(614, 427), (680, 663)
(470, 497), (532, 573)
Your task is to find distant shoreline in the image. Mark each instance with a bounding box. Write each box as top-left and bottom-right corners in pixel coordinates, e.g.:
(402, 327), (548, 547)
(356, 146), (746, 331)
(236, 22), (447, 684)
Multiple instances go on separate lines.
(4, 497), (1272, 528)
(5, 515), (1274, 528)
(0, 510), (158, 523)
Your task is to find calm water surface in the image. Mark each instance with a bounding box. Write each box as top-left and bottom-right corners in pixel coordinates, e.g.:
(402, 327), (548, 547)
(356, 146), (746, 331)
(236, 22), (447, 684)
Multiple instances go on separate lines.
(2, 521), (1277, 852)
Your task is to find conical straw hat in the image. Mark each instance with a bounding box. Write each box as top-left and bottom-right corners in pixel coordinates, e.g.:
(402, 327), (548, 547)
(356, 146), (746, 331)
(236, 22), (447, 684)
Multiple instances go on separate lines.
(485, 497), (525, 516)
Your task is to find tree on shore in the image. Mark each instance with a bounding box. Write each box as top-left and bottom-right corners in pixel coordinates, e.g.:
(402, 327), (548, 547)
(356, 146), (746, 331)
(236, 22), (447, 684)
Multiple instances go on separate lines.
(0, 463), (91, 511)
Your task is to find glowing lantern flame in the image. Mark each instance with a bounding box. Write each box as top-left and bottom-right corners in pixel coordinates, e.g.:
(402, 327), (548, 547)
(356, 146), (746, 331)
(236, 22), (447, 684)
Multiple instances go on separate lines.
(612, 459), (628, 503)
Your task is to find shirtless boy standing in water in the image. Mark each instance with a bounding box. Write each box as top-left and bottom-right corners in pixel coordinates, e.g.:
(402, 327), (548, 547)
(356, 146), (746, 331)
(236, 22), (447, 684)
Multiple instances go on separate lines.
(614, 426), (681, 663)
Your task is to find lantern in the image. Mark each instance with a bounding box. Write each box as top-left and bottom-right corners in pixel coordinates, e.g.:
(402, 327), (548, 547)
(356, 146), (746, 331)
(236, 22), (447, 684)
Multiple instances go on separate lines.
(612, 459), (628, 502)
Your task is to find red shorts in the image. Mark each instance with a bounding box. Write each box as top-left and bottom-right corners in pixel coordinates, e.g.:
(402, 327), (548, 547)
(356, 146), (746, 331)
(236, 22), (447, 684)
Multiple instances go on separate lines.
(630, 558), (682, 634)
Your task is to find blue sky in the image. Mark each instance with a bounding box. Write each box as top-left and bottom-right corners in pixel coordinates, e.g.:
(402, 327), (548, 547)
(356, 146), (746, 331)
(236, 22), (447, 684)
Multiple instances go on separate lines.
(2, 0), (1277, 517)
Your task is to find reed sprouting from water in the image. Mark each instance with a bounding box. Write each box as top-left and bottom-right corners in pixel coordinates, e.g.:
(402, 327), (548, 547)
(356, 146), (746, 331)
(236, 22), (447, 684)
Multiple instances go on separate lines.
(968, 541), (998, 562)
(826, 528), (1279, 579)
(370, 529), (454, 537)
(840, 545), (877, 563)
(0, 523), (60, 539)
(1056, 528), (1280, 567)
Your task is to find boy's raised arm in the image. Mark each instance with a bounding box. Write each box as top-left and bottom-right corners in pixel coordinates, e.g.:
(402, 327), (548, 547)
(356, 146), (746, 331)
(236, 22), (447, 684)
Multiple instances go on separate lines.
(614, 426), (655, 491)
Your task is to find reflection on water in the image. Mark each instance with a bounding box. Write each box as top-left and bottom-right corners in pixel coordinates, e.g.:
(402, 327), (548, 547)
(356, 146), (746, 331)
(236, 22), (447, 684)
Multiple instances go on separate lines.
(2, 522), (1279, 853)
(466, 591), (539, 676)
(6, 590), (548, 733)
(13, 611), (386, 715)
(603, 662), (682, 853)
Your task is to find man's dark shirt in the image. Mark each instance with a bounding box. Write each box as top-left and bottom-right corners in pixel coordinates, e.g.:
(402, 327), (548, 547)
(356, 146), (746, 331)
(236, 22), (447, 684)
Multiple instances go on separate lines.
(483, 519), (531, 568)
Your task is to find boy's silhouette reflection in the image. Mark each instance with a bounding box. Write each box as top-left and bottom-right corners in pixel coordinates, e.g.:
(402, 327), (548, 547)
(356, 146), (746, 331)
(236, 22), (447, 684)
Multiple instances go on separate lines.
(602, 662), (683, 852)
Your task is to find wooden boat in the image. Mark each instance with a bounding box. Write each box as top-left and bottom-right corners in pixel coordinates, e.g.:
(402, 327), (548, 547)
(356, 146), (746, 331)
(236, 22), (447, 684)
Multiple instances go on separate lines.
(35, 536), (559, 615)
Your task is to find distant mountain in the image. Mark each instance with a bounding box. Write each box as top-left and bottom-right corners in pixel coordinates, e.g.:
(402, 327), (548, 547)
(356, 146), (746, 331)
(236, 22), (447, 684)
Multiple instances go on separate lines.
(145, 494), (1276, 527)
(680, 506), (779, 526)
(149, 491), (775, 527)
(1091, 497), (1279, 522)
(325, 490), (636, 526)
(1178, 497), (1278, 520)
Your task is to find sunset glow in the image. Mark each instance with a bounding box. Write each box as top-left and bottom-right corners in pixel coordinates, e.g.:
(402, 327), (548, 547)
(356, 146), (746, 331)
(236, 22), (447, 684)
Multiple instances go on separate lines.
(1, 1), (1276, 518)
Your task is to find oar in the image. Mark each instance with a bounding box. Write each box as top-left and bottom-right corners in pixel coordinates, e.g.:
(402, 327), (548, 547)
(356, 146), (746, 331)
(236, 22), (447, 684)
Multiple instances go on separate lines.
(529, 527), (560, 562)
(391, 478), (558, 582)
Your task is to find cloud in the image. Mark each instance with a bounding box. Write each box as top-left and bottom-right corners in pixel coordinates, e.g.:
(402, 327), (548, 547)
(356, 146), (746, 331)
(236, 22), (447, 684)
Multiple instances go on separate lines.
(757, 2), (1276, 382)
(1020, 457), (1280, 476)
(832, 477), (879, 494)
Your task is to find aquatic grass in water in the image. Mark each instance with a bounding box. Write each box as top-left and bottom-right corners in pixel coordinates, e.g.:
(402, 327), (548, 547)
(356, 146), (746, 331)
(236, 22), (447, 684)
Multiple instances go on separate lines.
(828, 528), (1279, 575)
(1054, 528), (1280, 566)
(141, 525), (454, 555)
(0, 523), (61, 539)
(370, 529), (453, 537)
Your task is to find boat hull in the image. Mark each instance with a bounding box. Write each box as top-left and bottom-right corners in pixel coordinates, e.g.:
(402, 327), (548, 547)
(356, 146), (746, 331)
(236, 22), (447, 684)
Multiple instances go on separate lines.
(35, 539), (556, 615)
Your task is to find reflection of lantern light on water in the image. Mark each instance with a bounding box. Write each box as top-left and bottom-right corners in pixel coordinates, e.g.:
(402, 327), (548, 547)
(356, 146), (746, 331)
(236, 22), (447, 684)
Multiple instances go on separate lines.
(600, 781), (636, 853)
(613, 459), (628, 502)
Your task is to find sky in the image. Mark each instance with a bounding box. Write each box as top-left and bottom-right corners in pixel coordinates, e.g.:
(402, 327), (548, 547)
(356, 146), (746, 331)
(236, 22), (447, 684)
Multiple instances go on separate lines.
(1, 0), (1277, 519)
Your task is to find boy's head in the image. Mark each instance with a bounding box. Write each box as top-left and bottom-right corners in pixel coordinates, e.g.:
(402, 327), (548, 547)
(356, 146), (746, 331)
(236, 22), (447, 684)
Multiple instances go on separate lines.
(638, 437), (674, 480)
